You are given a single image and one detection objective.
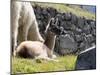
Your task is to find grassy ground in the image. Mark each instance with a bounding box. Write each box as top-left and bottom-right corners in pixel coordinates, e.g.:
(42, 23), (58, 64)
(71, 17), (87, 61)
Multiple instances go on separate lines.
(12, 55), (77, 74)
(32, 2), (95, 20)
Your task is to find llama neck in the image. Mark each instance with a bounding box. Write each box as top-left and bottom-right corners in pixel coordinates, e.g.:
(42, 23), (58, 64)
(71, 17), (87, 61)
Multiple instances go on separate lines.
(44, 31), (56, 51)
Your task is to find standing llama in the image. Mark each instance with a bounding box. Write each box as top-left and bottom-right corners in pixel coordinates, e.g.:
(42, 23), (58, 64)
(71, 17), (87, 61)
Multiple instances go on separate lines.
(11, 1), (44, 54)
(14, 17), (65, 61)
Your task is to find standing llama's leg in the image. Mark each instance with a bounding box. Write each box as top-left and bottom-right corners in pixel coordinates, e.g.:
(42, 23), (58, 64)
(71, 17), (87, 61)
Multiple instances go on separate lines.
(20, 25), (30, 42)
(28, 19), (44, 43)
(20, 16), (33, 42)
(11, 1), (21, 53)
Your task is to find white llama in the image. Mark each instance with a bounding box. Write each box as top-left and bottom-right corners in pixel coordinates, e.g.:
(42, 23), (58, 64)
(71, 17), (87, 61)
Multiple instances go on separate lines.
(11, 1), (44, 53)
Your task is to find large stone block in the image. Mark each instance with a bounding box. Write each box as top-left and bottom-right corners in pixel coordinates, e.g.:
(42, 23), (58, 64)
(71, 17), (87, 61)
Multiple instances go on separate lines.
(75, 47), (96, 70)
(59, 35), (77, 54)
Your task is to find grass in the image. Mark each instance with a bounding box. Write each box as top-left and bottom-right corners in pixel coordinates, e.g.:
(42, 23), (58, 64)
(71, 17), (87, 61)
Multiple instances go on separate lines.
(32, 2), (95, 20)
(12, 55), (77, 74)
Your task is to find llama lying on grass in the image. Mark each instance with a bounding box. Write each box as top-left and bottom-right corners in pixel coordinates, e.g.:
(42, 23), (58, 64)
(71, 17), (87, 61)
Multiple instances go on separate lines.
(14, 41), (56, 60)
(11, 1), (44, 53)
(14, 18), (65, 61)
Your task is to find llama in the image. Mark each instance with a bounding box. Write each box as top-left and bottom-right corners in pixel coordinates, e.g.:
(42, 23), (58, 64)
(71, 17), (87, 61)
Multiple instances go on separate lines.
(44, 17), (61, 58)
(14, 17), (65, 61)
(11, 1), (44, 53)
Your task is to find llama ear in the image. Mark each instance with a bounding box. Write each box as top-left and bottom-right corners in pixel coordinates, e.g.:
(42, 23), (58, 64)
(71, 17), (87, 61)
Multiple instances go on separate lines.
(44, 18), (54, 34)
(50, 18), (55, 25)
(55, 17), (58, 25)
(47, 18), (54, 27)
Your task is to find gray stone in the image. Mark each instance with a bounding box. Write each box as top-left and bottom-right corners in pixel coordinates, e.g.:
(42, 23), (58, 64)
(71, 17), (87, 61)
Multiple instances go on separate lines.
(64, 13), (72, 21)
(70, 13), (78, 24)
(59, 35), (77, 54)
(77, 18), (84, 28)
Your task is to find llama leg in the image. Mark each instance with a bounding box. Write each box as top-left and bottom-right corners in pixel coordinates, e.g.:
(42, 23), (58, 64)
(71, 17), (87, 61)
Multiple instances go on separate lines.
(12, 16), (19, 55)
(35, 55), (58, 62)
(11, 1), (21, 55)
(11, 10), (20, 53)
(21, 26), (29, 41)
(20, 16), (32, 42)
(12, 27), (18, 55)
(28, 19), (44, 43)
(21, 19), (32, 42)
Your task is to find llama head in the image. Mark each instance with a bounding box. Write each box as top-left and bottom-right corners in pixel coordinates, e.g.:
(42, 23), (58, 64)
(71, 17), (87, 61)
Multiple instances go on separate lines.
(45, 17), (66, 35)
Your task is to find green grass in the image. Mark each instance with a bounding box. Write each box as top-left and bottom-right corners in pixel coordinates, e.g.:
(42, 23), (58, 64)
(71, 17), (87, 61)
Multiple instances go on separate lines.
(12, 55), (77, 74)
(32, 2), (95, 20)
